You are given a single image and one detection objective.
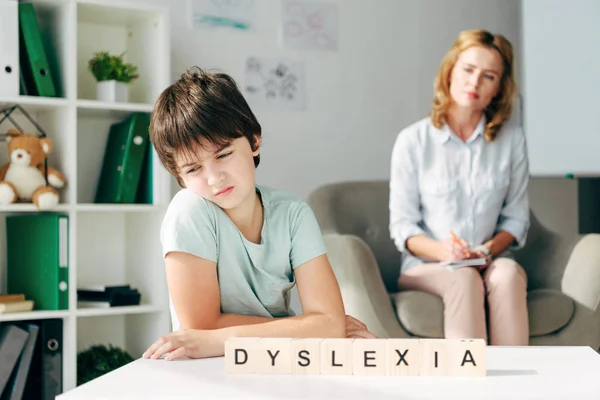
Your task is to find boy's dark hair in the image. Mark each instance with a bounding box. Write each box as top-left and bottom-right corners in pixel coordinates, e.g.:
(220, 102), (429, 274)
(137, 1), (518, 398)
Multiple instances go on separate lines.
(149, 67), (262, 187)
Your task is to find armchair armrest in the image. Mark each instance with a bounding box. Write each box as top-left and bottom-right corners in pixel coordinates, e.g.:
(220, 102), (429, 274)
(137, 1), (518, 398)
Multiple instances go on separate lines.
(323, 233), (409, 339)
(562, 233), (600, 311)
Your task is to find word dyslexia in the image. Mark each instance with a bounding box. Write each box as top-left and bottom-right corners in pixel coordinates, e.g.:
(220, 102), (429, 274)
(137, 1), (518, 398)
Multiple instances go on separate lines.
(224, 337), (486, 376)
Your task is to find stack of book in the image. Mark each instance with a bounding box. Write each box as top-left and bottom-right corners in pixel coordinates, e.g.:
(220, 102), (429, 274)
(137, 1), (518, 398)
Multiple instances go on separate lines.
(0, 294), (34, 314)
(77, 285), (141, 308)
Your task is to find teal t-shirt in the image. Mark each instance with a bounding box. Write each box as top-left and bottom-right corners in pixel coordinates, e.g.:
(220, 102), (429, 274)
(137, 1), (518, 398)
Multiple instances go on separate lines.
(160, 185), (327, 331)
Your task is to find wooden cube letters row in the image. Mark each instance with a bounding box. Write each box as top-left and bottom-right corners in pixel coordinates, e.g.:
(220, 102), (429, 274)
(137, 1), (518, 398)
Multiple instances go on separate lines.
(225, 338), (486, 376)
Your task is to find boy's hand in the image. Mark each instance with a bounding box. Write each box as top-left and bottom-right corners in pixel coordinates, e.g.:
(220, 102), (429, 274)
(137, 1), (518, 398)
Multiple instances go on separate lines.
(143, 316), (379, 360)
(345, 315), (378, 339)
(143, 329), (221, 361)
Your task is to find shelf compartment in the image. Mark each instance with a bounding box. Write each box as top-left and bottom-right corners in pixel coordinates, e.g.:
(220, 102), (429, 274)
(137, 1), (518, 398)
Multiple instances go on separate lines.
(76, 1), (168, 105)
(76, 313), (167, 361)
(76, 110), (155, 205)
(76, 212), (166, 308)
(0, 104), (75, 206)
(21, 0), (75, 99)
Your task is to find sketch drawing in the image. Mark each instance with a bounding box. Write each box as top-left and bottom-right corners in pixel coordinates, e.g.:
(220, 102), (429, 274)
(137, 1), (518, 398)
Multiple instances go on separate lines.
(280, 0), (339, 50)
(244, 57), (306, 110)
(189, 0), (254, 30)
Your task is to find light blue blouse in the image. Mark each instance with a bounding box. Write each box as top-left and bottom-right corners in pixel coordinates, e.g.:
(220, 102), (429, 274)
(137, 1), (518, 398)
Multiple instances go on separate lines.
(389, 115), (530, 273)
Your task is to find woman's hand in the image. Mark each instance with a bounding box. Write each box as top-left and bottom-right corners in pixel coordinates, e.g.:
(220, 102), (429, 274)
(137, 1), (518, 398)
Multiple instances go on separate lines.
(142, 329), (222, 361)
(471, 248), (492, 271)
(345, 315), (378, 339)
(439, 237), (471, 262)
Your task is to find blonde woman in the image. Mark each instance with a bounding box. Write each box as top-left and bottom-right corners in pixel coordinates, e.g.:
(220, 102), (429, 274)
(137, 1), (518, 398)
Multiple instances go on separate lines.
(389, 29), (529, 345)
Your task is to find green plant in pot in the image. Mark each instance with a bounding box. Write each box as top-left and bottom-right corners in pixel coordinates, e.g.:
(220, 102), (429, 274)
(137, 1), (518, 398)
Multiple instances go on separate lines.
(77, 344), (134, 385)
(88, 51), (139, 103)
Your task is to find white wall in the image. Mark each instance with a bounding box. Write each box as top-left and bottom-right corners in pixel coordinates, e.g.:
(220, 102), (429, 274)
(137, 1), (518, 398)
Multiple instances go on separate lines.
(140, 0), (532, 313)
(123, 0), (598, 323)
(143, 0), (586, 232)
(145, 0), (583, 239)
(150, 0), (521, 199)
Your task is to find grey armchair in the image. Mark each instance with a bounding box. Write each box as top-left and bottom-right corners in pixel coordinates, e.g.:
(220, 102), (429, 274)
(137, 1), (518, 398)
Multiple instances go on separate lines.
(307, 180), (600, 349)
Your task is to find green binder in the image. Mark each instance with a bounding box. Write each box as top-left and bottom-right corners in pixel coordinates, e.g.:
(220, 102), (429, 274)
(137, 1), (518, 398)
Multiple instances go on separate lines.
(18, 2), (57, 97)
(135, 141), (154, 204)
(6, 214), (69, 311)
(95, 112), (151, 204)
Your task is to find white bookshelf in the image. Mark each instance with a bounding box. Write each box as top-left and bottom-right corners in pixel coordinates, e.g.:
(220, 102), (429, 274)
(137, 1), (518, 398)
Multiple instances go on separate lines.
(0, 0), (171, 394)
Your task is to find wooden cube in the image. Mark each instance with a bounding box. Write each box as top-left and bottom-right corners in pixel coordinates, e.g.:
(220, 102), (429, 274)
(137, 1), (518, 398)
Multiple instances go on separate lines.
(419, 338), (450, 376)
(256, 338), (293, 374)
(320, 338), (354, 375)
(352, 339), (387, 376)
(291, 338), (323, 375)
(224, 337), (261, 374)
(446, 339), (486, 376)
(386, 338), (421, 376)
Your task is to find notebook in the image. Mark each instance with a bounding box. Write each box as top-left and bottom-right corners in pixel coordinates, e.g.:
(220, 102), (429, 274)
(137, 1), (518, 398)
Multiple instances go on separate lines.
(440, 258), (488, 270)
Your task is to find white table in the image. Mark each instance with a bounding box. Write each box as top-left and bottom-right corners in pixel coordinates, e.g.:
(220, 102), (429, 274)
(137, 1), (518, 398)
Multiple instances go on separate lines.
(58, 346), (600, 400)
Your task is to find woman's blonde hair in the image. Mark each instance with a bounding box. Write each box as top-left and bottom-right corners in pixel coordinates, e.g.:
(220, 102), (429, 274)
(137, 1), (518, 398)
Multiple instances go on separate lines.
(431, 29), (517, 141)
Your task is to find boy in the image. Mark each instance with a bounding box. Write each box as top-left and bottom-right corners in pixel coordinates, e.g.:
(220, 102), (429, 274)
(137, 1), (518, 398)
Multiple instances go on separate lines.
(143, 67), (374, 361)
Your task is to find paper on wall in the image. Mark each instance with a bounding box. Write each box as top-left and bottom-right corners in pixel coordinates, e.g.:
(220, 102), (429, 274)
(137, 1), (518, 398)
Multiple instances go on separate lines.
(244, 56), (306, 111)
(280, 0), (339, 51)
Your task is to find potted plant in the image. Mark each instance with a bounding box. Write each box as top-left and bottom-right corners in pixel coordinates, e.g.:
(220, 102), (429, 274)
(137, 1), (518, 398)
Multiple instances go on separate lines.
(88, 51), (139, 103)
(77, 344), (134, 385)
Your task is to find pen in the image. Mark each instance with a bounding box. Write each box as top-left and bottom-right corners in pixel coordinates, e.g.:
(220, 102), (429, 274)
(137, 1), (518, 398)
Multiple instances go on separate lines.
(450, 231), (471, 257)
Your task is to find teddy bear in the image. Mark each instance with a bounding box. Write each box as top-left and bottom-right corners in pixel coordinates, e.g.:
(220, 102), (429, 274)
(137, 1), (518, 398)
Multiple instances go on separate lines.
(0, 128), (66, 210)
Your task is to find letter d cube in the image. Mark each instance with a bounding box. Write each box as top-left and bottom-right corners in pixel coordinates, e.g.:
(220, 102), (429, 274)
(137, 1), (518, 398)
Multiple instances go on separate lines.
(224, 337), (261, 374)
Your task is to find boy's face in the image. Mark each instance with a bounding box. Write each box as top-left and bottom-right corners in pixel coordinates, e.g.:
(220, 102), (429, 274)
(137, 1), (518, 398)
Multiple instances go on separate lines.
(176, 136), (260, 210)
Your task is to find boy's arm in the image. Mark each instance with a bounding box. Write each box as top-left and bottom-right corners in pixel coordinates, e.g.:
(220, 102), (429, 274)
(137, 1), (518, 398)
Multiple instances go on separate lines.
(215, 252), (347, 328)
(165, 252), (344, 333)
(214, 314), (271, 327)
(145, 253), (346, 360)
(221, 253), (346, 338)
(164, 251), (222, 329)
(166, 251), (272, 329)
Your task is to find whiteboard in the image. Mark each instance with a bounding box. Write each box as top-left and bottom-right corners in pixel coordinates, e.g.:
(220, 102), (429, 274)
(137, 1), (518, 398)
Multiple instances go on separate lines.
(521, 0), (600, 177)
